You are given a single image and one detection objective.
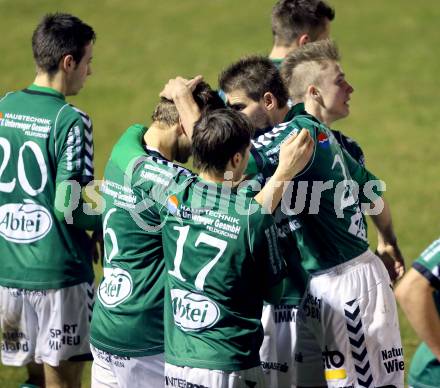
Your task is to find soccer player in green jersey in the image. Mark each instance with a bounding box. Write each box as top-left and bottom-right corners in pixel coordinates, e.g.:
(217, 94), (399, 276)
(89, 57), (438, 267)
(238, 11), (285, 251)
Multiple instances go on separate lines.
(396, 240), (440, 388)
(219, 56), (405, 387)
(281, 39), (405, 279)
(218, 58), (315, 387)
(269, 0), (366, 167)
(162, 108), (287, 387)
(269, 0), (334, 68)
(0, 13), (100, 388)
(281, 40), (363, 165)
(89, 81), (224, 388)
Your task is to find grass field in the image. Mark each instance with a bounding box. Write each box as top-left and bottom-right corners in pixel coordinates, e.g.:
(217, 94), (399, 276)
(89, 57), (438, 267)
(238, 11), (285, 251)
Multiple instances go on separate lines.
(1, 0), (439, 385)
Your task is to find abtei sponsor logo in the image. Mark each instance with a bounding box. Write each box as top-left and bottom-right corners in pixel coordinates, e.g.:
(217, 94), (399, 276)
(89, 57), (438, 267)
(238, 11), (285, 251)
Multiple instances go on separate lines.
(171, 289), (220, 331)
(98, 267), (133, 307)
(0, 201), (52, 243)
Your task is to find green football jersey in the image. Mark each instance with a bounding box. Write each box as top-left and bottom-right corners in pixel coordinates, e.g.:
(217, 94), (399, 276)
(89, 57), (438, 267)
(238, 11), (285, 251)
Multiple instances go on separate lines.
(0, 84), (95, 289)
(90, 124), (194, 357)
(247, 103), (382, 272)
(250, 104), (309, 305)
(161, 178), (286, 370)
(331, 129), (365, 167)
(271, 58), (283, 69)
(408, 238), (440, 388)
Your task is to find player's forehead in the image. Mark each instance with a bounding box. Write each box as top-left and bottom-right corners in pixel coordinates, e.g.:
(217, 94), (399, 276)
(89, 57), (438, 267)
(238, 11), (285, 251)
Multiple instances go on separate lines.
(225, 89), (254, 106)
(321, 61), (344, 80)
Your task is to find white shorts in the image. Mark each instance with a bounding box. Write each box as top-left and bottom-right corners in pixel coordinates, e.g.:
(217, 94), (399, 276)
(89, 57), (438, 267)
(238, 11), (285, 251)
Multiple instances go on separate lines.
(260, 303), (306, 388)
(293, 250), (404, 387)
(165, 362), (265, 388)
(91, 345), (164, 388)
(0, 282), (94, 367)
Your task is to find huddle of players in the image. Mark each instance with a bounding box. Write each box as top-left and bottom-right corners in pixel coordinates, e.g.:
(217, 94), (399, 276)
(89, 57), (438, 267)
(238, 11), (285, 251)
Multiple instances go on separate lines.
(0, 1), (438, 388)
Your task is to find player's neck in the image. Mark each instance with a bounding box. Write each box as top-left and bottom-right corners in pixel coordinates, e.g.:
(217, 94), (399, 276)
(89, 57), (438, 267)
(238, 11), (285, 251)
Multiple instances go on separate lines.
(200, 167), (239, 184)
(199, 171), (224, 183)
(33, 71), (67, 96)
(269, 44), (295, 61)
(272, 106), (290, 126)
(305, 100), (333, 127)
(199, 160), (241, 184)
(144, 124), (175, 161)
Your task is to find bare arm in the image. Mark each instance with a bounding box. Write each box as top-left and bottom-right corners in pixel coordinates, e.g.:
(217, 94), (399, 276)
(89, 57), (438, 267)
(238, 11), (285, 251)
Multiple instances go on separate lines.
(254, 129), (313, 213)
(395, 268), (440, 360)
(159, 76), (203, 139)
(370, 197), (405, 281)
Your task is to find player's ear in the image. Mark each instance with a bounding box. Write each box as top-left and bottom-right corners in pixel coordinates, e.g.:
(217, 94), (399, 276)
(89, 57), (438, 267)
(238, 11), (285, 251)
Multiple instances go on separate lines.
(263, 92), (277, 111)
(231, 152), (242, 168)
(298, 34), (310, 47)
(61, 54), (76, 73)
(308, 85), (321, 101)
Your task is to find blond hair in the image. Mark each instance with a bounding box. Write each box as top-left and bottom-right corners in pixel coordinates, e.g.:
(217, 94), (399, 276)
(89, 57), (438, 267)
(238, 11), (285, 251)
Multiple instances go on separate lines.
(281, 39), (340, 101)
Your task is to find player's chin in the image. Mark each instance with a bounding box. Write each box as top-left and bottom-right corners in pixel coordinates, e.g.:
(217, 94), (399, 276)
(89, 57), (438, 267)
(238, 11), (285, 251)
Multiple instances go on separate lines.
(339, 106), (350, 118)
(67, 85), (83, 97)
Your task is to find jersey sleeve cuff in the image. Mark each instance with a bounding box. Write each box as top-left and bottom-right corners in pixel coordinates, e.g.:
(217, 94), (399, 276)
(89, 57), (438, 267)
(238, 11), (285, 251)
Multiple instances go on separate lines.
(413, 261), (440, 290)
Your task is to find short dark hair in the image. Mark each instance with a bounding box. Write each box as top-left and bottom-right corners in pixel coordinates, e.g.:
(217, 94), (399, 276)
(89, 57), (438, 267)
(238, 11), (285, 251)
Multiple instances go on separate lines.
(151, 81), (225, 126)
(32, 13), (96, 75)
(192, 109), (254, 174)
(272, 0), (335, 46)
(219, 56), (289, 107)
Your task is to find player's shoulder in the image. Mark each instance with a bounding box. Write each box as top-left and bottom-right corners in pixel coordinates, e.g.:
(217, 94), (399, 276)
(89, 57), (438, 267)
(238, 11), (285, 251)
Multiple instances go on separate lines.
(134, 148), (194, 192)
(253, 113), (319, 153)
(331, 129), (365, 165)
(252, 118), (299, 150)
(0, 90), (17, 104)
(108, 124), (193, 187)
(50, 103), (92, 141)
(64, 104), (92, 129)
(106, 124), (145, 175)
(413, 238), (440, 289)
(417, 238), (440, 266)
(144, 151), (193, 177)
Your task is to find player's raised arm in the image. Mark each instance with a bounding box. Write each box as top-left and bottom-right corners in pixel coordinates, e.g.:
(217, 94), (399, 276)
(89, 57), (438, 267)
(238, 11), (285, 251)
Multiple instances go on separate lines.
(254, 128), (313, 213)
(159, 75), (204, 139)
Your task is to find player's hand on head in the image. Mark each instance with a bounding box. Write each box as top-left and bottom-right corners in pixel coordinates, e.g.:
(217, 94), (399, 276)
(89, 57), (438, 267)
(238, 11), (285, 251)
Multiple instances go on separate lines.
(278, 128), (314, 180)
(159, 75), (203, 100)
(185, 75), (203, 91)
(375, 244), (405, 283)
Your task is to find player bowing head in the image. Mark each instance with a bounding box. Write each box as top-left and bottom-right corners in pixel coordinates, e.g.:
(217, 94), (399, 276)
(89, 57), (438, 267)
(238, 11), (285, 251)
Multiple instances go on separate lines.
(151, 81), (225, 164)
(219, 56), (290, 136)
(192, 108), (254, 181)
